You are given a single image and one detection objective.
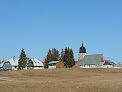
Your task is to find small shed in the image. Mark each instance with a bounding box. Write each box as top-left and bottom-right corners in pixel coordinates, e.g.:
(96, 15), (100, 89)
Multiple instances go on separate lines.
(48, 61), (64, 69)
(0, 61), (12, 71)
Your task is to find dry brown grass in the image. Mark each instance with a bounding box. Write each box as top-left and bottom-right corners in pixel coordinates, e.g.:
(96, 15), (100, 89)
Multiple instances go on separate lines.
(0, 68), (122, 92)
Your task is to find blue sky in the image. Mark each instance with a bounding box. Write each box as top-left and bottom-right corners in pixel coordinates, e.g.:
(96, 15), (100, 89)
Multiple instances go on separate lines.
(0, 0), (122, 63)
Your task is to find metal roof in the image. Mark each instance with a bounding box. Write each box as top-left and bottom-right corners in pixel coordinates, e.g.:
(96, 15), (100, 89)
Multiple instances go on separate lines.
(7, 57), (44, 67)
(0, 61), (11, 67)
(78, 54), (104, 65)
(48, 61), (60, 64)
(8, 58), (19, 66)
(31, 58), (44, 66)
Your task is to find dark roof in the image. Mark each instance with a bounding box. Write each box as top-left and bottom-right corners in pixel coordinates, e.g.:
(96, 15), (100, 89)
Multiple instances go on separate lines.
(79, 42), (86, 53)
(104, 60), (112, 65)
(78, 54), (104, 65)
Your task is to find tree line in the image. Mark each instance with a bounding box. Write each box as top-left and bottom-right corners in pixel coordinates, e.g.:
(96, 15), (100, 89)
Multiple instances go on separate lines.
(44, 48), (75, 68)
(18, 48), (75, 70)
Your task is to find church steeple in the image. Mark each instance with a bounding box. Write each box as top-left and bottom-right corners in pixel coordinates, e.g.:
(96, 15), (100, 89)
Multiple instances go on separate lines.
(78, 41), (87, 61)
(79, 41), (86, 53)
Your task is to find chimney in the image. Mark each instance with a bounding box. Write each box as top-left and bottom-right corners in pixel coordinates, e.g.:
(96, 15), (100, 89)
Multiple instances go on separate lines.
(2, 59), (4, 63)
(13, 56), (15, 61)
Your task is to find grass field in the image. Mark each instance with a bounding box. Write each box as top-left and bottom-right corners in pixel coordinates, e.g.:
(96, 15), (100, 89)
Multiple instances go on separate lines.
(0, 68), (122, 92)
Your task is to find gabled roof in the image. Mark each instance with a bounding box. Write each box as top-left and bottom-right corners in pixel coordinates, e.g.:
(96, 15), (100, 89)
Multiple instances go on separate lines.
(0, 61), (11, 67)
(78, 54), (104, 65)
(104, 60), (112, 65)
(31, 58), (44, 66)
(8, 57), (44, 67)
(8, 58), (19, 66)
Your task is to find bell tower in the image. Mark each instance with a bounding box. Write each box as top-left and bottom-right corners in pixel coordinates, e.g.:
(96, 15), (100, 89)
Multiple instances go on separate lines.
(78, 41), (86, 61)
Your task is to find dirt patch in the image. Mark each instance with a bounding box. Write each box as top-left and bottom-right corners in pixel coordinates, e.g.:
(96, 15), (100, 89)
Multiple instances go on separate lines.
(0, 77), (11, 81)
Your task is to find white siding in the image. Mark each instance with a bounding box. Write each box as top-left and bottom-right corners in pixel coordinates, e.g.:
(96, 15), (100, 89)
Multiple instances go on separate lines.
(48, 66), (56, 69)
(79, 53), (86, 61)
(80, 65), (112, 68)
(80, 65), (97, 68)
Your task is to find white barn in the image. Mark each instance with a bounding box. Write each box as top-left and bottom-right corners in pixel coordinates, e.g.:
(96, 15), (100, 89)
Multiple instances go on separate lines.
(8, 56), (44, 70)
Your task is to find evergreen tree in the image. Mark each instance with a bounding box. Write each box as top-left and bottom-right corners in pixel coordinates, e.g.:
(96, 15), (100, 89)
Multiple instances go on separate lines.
(63, 48), (68, 67)
(51, 48), (60, 61)
(18, 48), (27, 70)
(44, 48), (75, 68)
(69, 49), (75, 67)
(60, 48), (64, 61)
(44, 48), (60, 68)
(63, 47), (75, 68)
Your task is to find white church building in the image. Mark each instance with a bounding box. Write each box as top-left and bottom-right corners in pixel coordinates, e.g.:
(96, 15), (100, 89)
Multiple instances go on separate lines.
(77, 42), (112, 68)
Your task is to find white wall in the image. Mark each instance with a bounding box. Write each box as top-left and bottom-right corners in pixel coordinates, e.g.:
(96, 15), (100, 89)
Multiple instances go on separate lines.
(48, 66), (56, 69)
(33, 67), (44, 69)
(98, 65), (112, 68)
(99, 61), (105, 65)
(79, 53), (86, 61)
(12, 66), (18, 70)
(80, 65), (97, 68)
(80, 65), (112, 68)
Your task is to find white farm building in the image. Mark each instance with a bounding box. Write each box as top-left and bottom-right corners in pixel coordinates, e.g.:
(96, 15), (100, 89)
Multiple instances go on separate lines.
(8, 56), (44, 70)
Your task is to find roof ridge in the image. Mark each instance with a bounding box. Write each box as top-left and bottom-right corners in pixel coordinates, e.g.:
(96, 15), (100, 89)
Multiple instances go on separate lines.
(86, 54), (103, 56)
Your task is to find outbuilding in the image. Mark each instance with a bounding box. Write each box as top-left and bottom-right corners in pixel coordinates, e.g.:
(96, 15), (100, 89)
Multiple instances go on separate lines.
(48, 61), (64, 69)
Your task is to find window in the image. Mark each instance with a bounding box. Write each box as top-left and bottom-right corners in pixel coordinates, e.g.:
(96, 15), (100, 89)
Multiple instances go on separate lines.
(52, 63), (56, 66)
(49, 64), (52, 66)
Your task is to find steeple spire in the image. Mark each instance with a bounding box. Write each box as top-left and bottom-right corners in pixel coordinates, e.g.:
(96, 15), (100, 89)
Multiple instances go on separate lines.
(82, 41), (83, 46)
